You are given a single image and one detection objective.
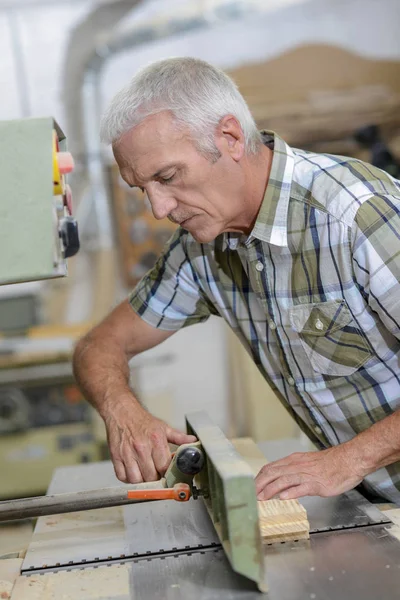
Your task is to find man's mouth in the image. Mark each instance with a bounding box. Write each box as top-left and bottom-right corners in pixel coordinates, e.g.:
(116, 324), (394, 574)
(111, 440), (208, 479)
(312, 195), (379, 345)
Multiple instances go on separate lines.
(180, 216), (194, 226)
(169, 215), (197, 226)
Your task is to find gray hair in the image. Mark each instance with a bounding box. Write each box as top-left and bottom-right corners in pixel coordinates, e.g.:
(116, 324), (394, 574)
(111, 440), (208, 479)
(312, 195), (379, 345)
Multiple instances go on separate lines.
(100, 57), (262, 160)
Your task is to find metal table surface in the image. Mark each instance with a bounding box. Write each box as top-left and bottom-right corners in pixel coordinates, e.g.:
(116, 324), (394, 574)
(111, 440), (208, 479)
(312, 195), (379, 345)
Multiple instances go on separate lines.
(18, 454), (400, 599)
(22, 460), (389, 572)
(18, 525), (400, 600)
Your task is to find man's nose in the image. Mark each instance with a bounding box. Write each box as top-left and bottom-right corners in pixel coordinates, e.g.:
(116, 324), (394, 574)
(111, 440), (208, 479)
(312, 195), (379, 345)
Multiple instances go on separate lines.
(146, 189), (176, 220)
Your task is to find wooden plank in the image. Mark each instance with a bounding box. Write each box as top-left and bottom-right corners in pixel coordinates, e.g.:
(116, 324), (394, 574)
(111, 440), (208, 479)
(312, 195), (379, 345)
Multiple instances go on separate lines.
(0, 523), (33, 559)
(230, 437), (266, 477)
(10, 563), (131, 600)
(227, 333), (301, 441)
(231, 437), (310, 544)
(228, 45), (400, 147)
(0, 558), (23, 600)
(378, 505), (400, 543)
(258, 499), (309, 544)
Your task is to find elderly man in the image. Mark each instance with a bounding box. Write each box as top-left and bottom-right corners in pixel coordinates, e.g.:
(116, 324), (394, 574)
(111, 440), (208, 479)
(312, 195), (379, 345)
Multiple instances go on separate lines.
(74, 57), (400, 504)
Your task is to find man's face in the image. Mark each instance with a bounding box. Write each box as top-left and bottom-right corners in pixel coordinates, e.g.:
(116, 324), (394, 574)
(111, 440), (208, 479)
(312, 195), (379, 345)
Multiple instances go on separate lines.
(113, 111), (248, 243)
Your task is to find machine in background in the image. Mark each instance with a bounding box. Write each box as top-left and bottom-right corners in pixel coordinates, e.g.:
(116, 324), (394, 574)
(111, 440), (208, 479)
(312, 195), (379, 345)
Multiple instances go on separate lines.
(0, 116), (94, 498)
(0, 116), (79, 286)
(0, 287), (101, 498)
(0, 358), (100, 499)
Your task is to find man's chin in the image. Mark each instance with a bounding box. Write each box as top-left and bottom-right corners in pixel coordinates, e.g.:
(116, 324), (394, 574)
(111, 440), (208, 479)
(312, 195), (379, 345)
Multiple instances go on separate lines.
(178, 216), (219, 243)
(186, 227), (217, 244)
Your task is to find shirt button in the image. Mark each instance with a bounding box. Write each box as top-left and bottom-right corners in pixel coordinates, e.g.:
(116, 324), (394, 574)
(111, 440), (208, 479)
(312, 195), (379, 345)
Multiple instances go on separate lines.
(269, 320), (277, 330)
(287, 377), (295, 386)
(315, 318), (324, 331)
(314, 426), (322, 434)
(255, 261), (264, 272)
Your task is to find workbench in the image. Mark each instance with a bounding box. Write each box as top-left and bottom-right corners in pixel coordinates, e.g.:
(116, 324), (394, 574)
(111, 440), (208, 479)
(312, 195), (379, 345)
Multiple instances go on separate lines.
(2, 436), (400, 599)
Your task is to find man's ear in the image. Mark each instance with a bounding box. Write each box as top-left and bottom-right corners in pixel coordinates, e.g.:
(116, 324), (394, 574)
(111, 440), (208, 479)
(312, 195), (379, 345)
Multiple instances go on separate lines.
(215, 115), (245, 162)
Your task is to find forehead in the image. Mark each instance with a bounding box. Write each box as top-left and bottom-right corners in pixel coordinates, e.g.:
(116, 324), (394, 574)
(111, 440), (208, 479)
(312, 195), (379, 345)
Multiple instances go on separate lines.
(113, 112), (192, 171)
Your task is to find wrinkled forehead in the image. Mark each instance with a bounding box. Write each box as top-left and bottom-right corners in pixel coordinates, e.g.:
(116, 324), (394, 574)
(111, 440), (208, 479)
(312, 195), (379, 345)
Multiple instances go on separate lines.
(113, 112), (191, 163)
(112, 113), (198, 184)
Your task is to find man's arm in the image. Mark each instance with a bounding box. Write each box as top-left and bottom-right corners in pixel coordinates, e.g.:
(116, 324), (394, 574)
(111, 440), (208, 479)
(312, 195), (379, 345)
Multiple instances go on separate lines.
(256, 191), (400, 501)
(73, 299), (196, 484)
(255, 410), (400, 501)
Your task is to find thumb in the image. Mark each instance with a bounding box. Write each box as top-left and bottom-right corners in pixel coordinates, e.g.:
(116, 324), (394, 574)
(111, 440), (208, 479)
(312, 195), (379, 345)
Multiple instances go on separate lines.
(167, 428), (197, 446)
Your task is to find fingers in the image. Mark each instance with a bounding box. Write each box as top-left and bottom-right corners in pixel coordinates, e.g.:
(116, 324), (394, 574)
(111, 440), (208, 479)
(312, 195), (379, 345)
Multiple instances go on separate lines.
(257, 474), (302, 501)
(255, 453), (309, 480)
(133, 441), (159, 481)
(279, 484), (312, 500)
(111, 447), (144, 484)
(107, 416), (198, 485)
(255, 452), (318, 496)
(124, 456), (144, 484)
(113, 457), (127, 483)
(255, 465), (282, 495)
(167, 428), (197, 446)
(150, 431), (172, 476)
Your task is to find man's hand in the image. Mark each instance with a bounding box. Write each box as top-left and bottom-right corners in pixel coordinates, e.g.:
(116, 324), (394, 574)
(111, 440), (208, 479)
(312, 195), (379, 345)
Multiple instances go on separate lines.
(103, 398), (197, 484)
(255, 443), (367, 501)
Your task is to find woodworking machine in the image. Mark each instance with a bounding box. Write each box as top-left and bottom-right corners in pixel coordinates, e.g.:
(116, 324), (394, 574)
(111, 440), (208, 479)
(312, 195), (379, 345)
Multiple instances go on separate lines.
(1, 411), (265, 591)
(0, 116), (79, 286)
(2, 117), (400, 598)
(3, 411), (400, 599)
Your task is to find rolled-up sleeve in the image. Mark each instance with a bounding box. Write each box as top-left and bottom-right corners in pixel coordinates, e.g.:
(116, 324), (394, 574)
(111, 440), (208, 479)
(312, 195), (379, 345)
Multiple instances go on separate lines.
(352, 193), (400, 339)
(129, 229), (218, 331)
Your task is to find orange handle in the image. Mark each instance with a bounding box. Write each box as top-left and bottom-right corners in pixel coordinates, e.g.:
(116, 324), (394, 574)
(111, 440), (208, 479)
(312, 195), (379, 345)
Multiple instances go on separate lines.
(127, 483), (190, 502)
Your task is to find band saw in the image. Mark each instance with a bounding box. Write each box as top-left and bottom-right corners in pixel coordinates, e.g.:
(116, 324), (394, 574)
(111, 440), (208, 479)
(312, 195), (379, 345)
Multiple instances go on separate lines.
(2, 410), (400, 599)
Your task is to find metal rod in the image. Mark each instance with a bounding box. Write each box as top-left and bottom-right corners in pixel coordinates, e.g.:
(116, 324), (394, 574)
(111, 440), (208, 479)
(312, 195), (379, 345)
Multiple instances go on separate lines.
(7, 8), (32, 118)
(0, 481), (165, 523)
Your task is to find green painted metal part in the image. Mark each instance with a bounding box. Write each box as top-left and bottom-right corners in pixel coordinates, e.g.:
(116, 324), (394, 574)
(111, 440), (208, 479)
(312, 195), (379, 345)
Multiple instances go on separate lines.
(186, 410), (267, 592)
(0, 117), (68, 285)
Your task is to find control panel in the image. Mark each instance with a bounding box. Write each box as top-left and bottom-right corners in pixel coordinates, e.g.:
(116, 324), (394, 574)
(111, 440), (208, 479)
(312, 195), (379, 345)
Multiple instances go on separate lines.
(0, 117), (79, 285)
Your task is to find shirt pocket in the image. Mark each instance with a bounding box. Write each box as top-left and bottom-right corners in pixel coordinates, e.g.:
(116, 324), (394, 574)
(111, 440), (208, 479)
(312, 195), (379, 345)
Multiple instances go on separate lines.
(289, 299), (372, 376)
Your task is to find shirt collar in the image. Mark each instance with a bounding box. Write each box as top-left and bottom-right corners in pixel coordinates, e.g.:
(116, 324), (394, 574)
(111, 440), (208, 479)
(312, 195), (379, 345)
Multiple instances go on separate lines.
(222, 130), (294, 251)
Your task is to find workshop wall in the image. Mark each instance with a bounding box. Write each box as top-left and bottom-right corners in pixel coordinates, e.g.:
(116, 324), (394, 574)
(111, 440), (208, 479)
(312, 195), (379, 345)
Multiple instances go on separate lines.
(1, 0), (399, 139)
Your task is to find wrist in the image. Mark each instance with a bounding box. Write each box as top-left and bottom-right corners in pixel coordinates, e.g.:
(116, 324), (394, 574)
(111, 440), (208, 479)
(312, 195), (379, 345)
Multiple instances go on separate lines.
(344, 431), (386, 478)
(99, 390), (143, 421)
(341, 436), (375, 478)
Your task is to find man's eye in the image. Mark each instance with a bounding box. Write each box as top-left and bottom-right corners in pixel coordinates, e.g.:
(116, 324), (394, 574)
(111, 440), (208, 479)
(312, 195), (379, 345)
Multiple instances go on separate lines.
(160, 174), (175, 184)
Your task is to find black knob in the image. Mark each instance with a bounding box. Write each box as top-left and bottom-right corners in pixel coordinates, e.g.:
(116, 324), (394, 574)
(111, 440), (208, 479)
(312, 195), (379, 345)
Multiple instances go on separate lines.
(59, 216), (80, 258)
(176, 446), (204, 475)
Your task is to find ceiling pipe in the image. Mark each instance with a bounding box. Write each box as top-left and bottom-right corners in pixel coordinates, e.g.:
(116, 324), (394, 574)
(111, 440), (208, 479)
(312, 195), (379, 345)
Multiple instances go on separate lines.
(60, 1), (269, 323)
(63, 1), (269, 247)
(61, 0), (143, 248)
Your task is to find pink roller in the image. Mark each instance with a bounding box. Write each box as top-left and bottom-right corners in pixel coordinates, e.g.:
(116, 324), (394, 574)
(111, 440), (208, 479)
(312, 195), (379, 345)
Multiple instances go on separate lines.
(57, 152), (74, 174)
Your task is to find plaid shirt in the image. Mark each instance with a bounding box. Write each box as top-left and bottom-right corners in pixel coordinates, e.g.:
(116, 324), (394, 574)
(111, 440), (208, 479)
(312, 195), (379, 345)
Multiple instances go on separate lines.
(130, 131), (400, 503)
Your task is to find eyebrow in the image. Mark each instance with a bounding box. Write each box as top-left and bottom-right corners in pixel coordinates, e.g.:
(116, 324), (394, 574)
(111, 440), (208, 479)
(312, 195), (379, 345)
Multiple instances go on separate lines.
(126, 163), (180, 189)
(151, 163), (179, 179)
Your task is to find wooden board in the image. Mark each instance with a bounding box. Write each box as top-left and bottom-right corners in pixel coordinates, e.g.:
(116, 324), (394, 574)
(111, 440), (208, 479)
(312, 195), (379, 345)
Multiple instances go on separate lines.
(228, 44), (400, 149)
(10, 563), (130, 600)
(227, 335), (303, 441)
(0, 523), (33, 560)
(231, 438), (310, 544)
(258, 498), (309, 544)
(0, 559), (23, 600)
(378, 505), (400, 543)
